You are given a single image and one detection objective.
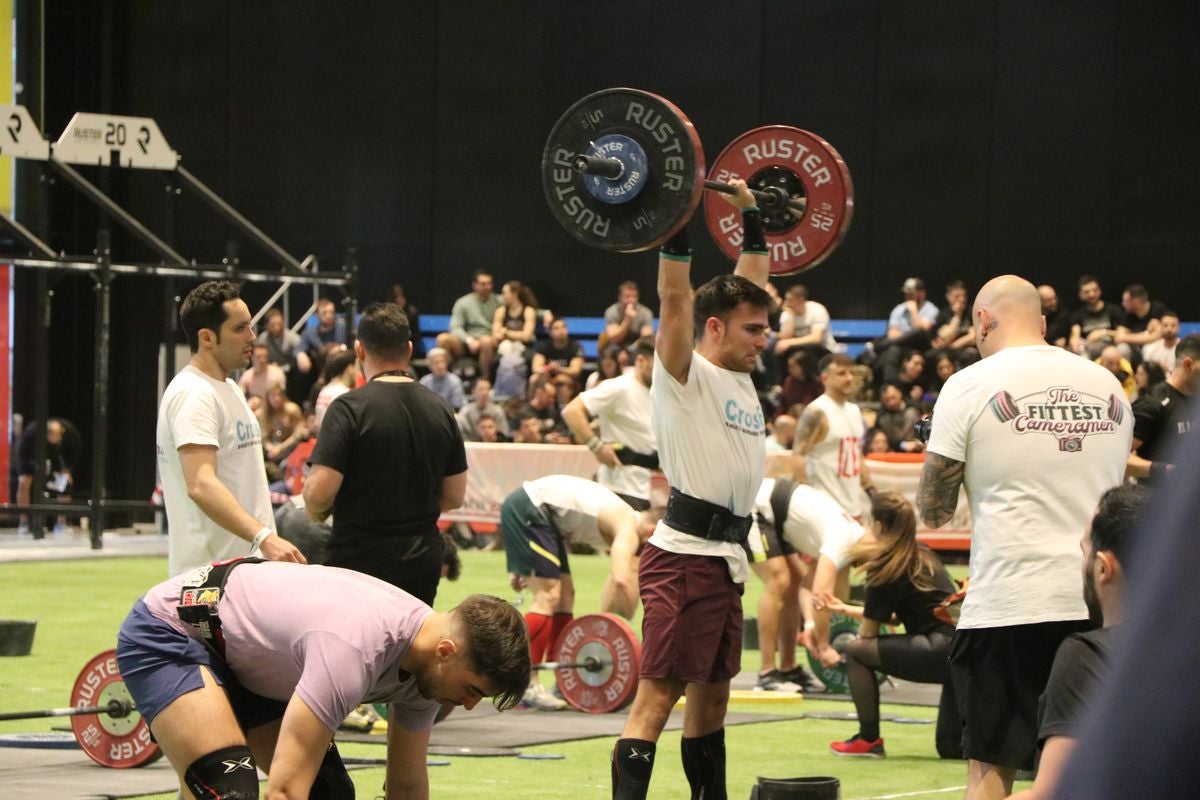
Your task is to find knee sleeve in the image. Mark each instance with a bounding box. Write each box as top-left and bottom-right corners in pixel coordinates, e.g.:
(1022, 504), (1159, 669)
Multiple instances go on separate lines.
(184, 745), (259, 799)
(310, 742), (355, 800)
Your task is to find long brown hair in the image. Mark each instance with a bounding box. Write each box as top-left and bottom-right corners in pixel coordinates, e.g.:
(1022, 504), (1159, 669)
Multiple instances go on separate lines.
(849, 492), (940, 591)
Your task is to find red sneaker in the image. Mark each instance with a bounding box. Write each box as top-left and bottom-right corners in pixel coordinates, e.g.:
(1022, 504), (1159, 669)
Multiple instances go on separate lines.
(829, 734), (886, 758)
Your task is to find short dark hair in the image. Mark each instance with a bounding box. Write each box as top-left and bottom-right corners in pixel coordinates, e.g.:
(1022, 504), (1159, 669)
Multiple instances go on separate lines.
(1090, 484), (1149, 566)
(357, 303), (411, 361)
(473, 269), (493, 282)
(693, 275), (772, 338)
(945, 280), (966, 292)
(179, 281), (242, 353)
(265, 307), (284, 321)
(1160, 310), (1180, 322)
(321, 348), (357, 382)
(818, 353), (854, 373)
(1123, 284), (1149, 301)
(631, 335), (655, 361)
(1077, 274), (1100, 290)
(1175, 333), (1200, 362)
(453, 594), (530, 712)
(785, 284), (808, 300)
(618, 280), (638, 293)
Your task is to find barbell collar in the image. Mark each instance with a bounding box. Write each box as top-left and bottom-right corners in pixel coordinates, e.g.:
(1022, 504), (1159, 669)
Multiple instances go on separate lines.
(571, 153), (624, 180)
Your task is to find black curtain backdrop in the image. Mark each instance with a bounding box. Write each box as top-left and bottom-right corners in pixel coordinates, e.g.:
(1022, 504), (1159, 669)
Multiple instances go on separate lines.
(10, 0), (1199, 505)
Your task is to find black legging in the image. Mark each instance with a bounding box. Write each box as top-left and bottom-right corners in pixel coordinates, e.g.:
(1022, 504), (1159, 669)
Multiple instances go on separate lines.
(845, 629), (956, 747)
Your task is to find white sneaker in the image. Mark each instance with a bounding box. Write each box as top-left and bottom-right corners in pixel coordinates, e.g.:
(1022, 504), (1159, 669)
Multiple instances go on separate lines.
(521, 681), (568, 711)
(16, 522), (30, 537)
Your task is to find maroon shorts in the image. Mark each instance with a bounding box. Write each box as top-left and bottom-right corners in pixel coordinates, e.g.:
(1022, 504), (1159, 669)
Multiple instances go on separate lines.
(638, 543), (744, 683)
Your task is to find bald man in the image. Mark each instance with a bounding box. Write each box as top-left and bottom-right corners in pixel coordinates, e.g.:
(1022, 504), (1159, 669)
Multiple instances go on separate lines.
(916, 275), (1133, 800)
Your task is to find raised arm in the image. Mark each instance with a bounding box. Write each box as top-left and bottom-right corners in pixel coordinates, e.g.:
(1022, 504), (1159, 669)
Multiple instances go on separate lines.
(656, 235), (696, 384)
(729, 179), (770, 289)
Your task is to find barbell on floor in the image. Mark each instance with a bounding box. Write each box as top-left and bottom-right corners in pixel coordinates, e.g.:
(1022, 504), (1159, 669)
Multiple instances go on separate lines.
(541, 87), (853, 276)
(0, 698), (134, 722)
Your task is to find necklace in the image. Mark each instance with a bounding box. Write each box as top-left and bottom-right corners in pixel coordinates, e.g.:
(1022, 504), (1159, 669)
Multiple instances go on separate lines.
(371, 369), (413, 382)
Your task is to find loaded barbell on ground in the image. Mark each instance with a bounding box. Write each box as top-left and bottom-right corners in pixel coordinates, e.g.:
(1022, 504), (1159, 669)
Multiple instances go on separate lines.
(0, 649), (162, 768)
(542, 87), (853, 276)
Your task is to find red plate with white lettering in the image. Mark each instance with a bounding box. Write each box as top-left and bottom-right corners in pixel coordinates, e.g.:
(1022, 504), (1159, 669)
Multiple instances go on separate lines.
(70, 649), (162, 768)
(704, 125), (854, 276)
(551, 613), (641, 714)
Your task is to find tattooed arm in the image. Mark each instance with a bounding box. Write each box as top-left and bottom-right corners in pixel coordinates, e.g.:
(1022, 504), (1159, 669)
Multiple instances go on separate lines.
(917, 451), (965, 529)
(791, 406), (828, 482)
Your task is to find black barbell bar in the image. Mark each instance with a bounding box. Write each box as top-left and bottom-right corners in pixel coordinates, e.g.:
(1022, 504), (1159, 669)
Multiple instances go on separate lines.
(570, 154), (806, 214)
(532, 656), (606, 673)
(0, 698), (134, 722)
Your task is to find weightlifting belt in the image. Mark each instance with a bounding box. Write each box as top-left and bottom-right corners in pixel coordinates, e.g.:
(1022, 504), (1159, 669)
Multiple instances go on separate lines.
(664, 487), (753, 544)
(769, 478), (796, 536)
(613, 445), (660, 471)
(176, 557), (264, 659)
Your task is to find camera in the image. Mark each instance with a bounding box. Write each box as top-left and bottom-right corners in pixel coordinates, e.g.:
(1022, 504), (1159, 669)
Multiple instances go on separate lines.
(914, 413), (934, 444)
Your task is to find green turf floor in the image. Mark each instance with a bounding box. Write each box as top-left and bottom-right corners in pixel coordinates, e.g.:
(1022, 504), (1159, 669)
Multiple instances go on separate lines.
(0, 549), (1007, 798)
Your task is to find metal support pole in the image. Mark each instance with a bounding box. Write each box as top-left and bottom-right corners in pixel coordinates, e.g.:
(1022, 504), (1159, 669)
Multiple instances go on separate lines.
(90, 230), (113, 549)
(342, 247), (359, 340)
(29, 270), (50, 538)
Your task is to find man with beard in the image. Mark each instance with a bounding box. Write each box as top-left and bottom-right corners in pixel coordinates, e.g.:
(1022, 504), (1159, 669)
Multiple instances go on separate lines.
(1008, 484), (1146, 800)
(117, 560), (529, 800)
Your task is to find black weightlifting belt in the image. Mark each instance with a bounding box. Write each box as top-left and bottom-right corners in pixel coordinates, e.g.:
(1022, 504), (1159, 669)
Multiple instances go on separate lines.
(614, 445), (660, 471)
(176, 557), (264, 659)
(664, 487), (753, 544)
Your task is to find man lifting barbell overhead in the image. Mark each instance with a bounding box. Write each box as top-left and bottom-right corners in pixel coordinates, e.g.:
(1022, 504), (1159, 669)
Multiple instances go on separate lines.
(500, 474), (660, 711)
(116, 558), (529, 800)
(611, 180), (772, 800)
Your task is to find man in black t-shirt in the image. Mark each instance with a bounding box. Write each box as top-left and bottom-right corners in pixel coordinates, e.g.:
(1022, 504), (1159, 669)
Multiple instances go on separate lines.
(1009, 484), (1146, 800)
(1067, 275), (1124, 359)
(531, 317), (585, 384)
(304, 303), (467, 605)
(1114, 283), (1168, 363)
(15, 418), (82, 538)
(1127, 334), (1199, 484)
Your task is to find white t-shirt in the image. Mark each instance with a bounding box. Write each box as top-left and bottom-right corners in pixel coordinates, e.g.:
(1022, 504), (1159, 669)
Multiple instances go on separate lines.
(1141, 338), (1177, 373)
(650, 351), (766, 582)
(751, 480), (865, 567)
(779, 300), (836, 351)
(579, 371), (656, 501)
(157, 365), (275, 577)
(523, 475), (627, 552)
(314, 381), (351, 430)
(803, 393), (868, 518)
(927, 345), (1133, 629)
(141, 561), (438, 733)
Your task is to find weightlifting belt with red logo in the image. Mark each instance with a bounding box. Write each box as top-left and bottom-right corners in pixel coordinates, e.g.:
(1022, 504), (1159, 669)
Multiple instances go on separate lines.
(176, 557), (264, 659)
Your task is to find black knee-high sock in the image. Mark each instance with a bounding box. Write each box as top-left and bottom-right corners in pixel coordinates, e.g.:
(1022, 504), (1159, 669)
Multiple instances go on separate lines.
(680, 728), (726, 800)
(612, 738), (656, 800)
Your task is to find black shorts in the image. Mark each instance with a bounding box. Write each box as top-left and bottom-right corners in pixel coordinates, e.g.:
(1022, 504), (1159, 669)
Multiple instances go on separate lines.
(754, 518), (795, 560)
(948, 620), (1091, 770)
(325, 529), (444, 606)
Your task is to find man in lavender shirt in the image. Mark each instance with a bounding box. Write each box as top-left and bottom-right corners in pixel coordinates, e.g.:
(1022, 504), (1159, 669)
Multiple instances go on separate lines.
(117, 559), (528, 799)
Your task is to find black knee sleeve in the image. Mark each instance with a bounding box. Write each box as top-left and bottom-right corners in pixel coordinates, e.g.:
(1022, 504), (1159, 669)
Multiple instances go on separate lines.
(184, 745), (259, 799)
(310, 742), (355, 800)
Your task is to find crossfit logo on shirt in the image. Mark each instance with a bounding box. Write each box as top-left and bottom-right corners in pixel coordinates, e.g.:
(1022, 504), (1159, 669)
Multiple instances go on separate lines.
(990, 386), (1124, 451)
(235, 419), (262, 449)
(724, 399), (765, 437)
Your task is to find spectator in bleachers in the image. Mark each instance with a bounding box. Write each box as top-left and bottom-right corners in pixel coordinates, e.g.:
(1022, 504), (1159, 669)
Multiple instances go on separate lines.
(238, 343), (286, 408)
(1141, 311), (1180, 373)
(1038, 284), (1070, 347)
(554, 374), (579, 407)
(475, 415), (505, 443)
(876, 383), (923, 453)
(1068, 275), (1124, 359)
(779, 350), (824, 412)
(258, 383), (307, 464)
(295, 297), (349, 375)
(390, 283), (423, 358)
(927, 353), (958, 404)
(492, 281), (538, 398)
(602, 280), (654, 348)
(585, 344), (624, 390)
(438, 269), (501, 379)
(419, 347), (466, 411)
(894, 350), (928, 405)
(517, 375), (570, 442)
(1134, 360), (1165, 401)
(531, 317), (585, 383)
(512, 412), (544, 444)
(314, 348), (358, 429)
(864, 428), (892, 455)
(457, 378), (510, 442)
(257, 307), (301, 373)
(765, 414), (796, 452)
(774, 283), (836, 363)
(929, 280), (976, 357)
(1115, 283), (1167, 362)
(873, 277), (939, 386)
(1096, 345), (1137, 401)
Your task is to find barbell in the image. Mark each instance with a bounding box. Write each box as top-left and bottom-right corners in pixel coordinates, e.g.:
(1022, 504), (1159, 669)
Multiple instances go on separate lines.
(541, 87), (854, 276)
(0, 649), (161, 768)
(544, 613), (641, 714)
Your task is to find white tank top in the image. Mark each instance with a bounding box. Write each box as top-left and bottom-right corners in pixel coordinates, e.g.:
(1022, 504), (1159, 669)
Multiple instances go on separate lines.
(649, 351), (766, 582)
(804, 393), (867, 517)
(523, 475), (625, 553)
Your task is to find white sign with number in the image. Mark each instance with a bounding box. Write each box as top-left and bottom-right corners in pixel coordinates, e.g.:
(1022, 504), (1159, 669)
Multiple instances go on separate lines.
(0, 105), (50, 160)
(52, 112), (177, 170)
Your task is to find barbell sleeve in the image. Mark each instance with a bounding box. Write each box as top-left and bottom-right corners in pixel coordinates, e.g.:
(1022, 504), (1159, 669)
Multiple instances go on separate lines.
(571, 154), (624, 180)
(533, 657), (605, 672)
